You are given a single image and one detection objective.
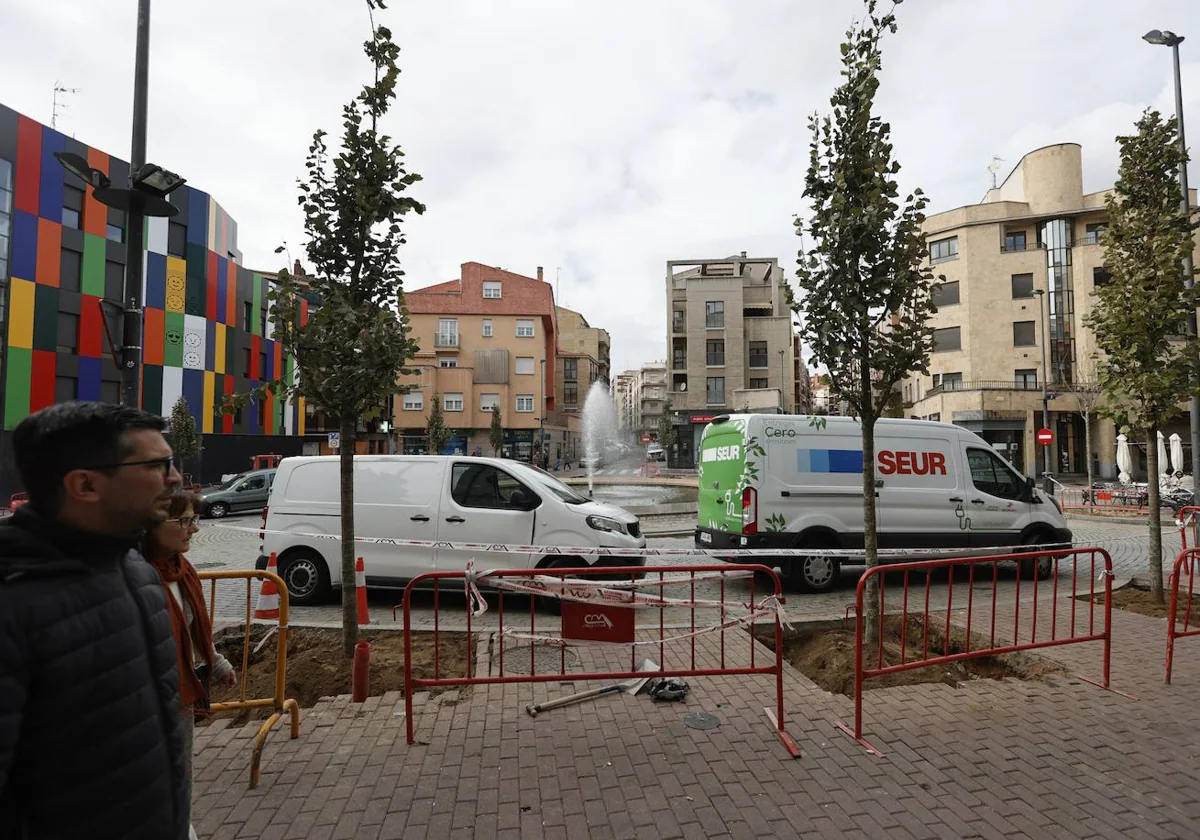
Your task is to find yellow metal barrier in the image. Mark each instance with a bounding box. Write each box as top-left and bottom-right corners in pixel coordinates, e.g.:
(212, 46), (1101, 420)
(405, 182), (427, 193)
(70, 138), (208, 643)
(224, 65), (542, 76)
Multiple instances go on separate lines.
(198, 569), (301, 789)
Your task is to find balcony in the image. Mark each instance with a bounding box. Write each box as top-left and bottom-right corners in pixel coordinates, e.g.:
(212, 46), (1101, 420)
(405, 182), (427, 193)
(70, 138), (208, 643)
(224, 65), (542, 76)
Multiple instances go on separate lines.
(927, 379), (1041, 395)
(1000, 241), (1041, 254)
(1080, 231), (1106, 246)
(434, 334), (460, 348)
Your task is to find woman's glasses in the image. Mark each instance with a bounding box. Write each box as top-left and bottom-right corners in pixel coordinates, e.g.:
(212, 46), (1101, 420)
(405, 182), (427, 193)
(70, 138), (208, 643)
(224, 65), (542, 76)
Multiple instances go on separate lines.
(170, 516), (199, 529)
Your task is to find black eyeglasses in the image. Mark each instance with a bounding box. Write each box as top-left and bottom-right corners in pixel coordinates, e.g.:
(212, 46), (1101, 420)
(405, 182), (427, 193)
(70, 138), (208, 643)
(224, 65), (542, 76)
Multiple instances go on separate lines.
(169, 516), (199, 528)
(84, 456), (177, 476)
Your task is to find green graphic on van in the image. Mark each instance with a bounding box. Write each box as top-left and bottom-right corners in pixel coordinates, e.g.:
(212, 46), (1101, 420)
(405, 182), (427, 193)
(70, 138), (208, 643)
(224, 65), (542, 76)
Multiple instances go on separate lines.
(698, 418), (750, 532)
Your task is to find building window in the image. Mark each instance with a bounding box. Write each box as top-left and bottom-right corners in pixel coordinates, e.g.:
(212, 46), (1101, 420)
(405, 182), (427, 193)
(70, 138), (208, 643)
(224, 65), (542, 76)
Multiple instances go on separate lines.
(260, 351), (268, 377)
(516, 319), (535, 338)
(243, 301), (253, 330)
(242, 347), (252, 378)
(928, 412), (941, 422)
(168, 221), (187, 257)
(1011, 273), (1034, 299)
(62, 185), (84, 230)
(516, 394), (534, 413)
(672, 308), (686, 333)
(106, 222), (123, 243)
(482, 318), (493, 337)
(55, 375), (78, 402)
(1093, 266), (1112, 287)
(705, 301), (725, 329)
(1013, 321), (1036, 347)
(749, 378), (769, 389)
(1015, 369), (1038, 389)
(515, 356), (535, 375)
(942, 372), (963, 391)
(0, 158), (11, 281)
(60, 248), (83, 292)
(929, 236), (959, 264)
(931, 281), (959, 307)
(260, 307), (268, 336)
(57, 312), (79, 353)
(1084, 222), (1107, 245)
(480, 393), (500, 411)
(438, 357), (458, 368)
(437, 318), (459, 347)
(1003, 230), (1027, 252)
(564, 358), (578, 381)
(748, 341), (768, 368)
(104, 260), (124, 301)
(100, 380), (120, 404)
(403, 392), (424, 410)
(705, 339), (725, 366)
(483, 281), (502, 299)
(705, 377), (725, 405)
(444, 392), (464, 412)
(933, 327), (961, 353)
(564, 384), (578, 406)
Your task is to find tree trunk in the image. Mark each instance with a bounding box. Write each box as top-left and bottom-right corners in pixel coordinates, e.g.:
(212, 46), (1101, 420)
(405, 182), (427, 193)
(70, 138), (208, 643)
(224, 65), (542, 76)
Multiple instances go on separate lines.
(860, 357), (879, 638)
(1146, 427), (1164, 604)
(340, 417), (359, 658)
(1083, 410), (1093, 499)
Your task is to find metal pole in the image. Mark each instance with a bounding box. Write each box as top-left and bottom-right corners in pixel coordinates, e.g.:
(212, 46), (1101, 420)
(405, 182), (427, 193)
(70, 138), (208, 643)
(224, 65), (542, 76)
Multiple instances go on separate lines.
(1171, 42), (1199, 500)
(1037, 290), (1051, 491)
(122, 0), (151, 408)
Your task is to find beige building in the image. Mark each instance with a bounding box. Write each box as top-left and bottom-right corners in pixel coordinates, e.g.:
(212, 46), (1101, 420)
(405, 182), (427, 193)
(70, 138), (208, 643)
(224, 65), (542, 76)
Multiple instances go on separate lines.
(634, 362), (668, 441)
(396, 262), (566, 463)
(612, 371), (637, 433)
(554, 305), (610, 413)
(901, 143), (1199, 479)
(665, 254), (798, 467)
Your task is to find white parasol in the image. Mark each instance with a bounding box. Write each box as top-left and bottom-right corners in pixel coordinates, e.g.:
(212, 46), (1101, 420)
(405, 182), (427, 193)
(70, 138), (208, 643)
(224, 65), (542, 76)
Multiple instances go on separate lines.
(1117, 433), (1132, 484)
(1158, 431), (1169, 477)
(1170, 433), (1185, 477)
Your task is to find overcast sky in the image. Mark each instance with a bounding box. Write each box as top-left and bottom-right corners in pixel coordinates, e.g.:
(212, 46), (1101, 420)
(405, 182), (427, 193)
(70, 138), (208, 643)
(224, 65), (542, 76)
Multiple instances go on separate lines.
(3, 0), (1199, 373)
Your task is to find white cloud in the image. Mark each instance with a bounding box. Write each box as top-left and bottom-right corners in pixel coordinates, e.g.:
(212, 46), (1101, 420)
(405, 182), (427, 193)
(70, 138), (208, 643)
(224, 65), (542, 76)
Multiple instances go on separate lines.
(2, 0), (1198, 372)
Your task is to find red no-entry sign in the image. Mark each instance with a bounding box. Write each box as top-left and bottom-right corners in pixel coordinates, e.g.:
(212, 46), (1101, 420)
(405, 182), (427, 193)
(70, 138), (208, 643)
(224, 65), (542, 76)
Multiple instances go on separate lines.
(1037, 428), (1054, 445)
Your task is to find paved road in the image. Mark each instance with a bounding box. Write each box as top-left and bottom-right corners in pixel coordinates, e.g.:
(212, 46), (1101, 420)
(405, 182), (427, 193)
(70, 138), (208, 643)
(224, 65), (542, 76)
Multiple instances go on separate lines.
(189, 514), (1176, 630)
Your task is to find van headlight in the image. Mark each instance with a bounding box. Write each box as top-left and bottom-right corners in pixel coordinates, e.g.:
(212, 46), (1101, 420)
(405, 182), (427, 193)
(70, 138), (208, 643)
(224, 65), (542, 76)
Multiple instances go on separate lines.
(587, 515), (627, 535)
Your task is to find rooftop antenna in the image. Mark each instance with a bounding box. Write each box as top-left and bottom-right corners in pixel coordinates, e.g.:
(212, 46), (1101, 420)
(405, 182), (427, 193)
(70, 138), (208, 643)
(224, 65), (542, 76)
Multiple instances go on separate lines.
(987, 155), (1005, 189)
(52, 81), (82, 130)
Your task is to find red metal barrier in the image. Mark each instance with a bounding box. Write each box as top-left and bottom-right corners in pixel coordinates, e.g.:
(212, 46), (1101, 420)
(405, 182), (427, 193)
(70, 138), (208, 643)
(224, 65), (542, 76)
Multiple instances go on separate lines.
(1177, 506), (1200, 551)
(836, 547), (1115, 755)
(1059, 487), (1149, 516)
(1165, 547), (1200, 684)
(400, 563), (800, 758)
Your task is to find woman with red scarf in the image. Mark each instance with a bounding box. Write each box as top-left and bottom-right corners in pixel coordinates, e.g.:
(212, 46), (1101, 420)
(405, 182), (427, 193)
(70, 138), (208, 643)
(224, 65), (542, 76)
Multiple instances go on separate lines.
(143, 489), (236, 838)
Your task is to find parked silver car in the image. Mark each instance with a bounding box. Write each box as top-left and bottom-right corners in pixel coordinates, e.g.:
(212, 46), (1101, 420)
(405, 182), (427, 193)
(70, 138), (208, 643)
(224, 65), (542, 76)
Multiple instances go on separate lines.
(200, 469), (277, 519)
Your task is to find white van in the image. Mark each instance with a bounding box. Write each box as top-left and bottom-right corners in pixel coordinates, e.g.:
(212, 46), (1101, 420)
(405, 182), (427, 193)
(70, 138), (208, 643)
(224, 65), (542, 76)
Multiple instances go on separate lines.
(695, 414), (1072, 592)
(256, 455), (646, 605)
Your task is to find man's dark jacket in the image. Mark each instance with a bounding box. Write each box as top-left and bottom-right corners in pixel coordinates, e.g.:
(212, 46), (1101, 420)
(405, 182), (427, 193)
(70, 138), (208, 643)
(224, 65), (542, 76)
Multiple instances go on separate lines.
(0, 506), (189, 839)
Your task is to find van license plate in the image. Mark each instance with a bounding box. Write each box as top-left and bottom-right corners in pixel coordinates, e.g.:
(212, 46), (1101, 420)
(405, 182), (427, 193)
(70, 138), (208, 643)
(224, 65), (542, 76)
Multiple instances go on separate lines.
(699, 532), (712, 544)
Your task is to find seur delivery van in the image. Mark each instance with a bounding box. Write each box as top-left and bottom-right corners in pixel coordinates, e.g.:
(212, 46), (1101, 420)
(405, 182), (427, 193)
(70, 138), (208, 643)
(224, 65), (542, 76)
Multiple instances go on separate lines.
(256, 455), (646, 605)
(695, 414), (1072, 592)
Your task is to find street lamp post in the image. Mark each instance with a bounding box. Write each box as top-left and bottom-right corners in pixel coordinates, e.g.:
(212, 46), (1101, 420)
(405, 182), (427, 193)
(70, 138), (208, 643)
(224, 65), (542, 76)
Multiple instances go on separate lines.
(1145, 28), (1198, 496)
(1034, 289), (1052, 490)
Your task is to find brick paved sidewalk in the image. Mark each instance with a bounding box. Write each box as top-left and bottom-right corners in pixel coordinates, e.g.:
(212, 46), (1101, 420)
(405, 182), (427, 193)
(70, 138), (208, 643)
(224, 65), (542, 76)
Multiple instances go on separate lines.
(194, 596), (1200, 839)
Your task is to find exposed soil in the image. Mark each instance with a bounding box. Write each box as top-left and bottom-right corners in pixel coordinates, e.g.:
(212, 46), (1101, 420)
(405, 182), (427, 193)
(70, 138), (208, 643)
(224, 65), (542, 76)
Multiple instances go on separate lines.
(759, 616), (1064, 697)
(1075, 586), (1198, 620)
(199, 627), (473, 726)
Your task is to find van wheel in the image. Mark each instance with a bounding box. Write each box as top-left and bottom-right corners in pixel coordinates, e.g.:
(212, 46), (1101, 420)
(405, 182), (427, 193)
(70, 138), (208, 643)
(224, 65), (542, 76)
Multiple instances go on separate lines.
(279, 549), (332, 606)
(1018, 533), (1056, 581)
(789, 537), (841, 594)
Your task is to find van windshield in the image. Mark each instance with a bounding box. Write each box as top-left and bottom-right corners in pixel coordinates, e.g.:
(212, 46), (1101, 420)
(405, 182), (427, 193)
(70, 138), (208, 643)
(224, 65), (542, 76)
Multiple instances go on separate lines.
(506, 462), (589, 504)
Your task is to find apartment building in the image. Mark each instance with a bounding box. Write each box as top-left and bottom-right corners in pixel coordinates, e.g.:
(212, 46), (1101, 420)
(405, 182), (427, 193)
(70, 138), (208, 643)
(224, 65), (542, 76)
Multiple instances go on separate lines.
(397, 263), (564, 463)
(664, 254), (797, 467)
(612, 370), (637, 433)
(555, 304), (610, 416)
(634, 361), (668, 441)
(900, 142), (1200, 479)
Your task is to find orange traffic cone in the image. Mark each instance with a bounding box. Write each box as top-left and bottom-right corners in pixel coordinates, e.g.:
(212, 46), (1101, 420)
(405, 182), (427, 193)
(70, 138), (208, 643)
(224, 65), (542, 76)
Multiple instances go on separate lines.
(356, 556), (371, 625)
(254, 553), (281, 620)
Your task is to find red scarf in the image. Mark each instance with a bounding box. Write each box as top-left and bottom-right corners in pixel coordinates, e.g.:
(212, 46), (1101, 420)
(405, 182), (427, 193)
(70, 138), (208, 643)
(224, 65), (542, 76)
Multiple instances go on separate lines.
(147, 552), (215, 708)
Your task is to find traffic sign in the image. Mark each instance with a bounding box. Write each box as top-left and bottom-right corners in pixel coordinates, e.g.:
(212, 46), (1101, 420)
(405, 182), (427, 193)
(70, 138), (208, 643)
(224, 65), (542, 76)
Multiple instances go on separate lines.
(1036, 428), (1054, 446)
(328, 432), (341, 450)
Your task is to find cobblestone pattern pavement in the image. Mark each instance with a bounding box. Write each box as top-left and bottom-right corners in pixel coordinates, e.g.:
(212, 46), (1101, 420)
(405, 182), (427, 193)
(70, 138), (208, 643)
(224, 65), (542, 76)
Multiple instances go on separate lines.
(193, 587), (1200, 839)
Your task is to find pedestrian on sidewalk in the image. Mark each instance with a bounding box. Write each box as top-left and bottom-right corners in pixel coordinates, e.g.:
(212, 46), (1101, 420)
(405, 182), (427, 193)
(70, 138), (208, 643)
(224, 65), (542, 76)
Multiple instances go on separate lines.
(0, 401), (190, 839)
(142, 490), (238, 840)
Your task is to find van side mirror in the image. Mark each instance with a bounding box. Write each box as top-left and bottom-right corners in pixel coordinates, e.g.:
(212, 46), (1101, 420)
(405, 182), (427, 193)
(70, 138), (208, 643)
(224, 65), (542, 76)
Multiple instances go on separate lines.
(1025, 476), (1038, 502)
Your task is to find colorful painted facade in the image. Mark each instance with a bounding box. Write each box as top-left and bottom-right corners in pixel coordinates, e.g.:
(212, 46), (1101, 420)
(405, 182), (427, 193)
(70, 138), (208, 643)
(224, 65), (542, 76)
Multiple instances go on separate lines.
(0, 104), (306, 490)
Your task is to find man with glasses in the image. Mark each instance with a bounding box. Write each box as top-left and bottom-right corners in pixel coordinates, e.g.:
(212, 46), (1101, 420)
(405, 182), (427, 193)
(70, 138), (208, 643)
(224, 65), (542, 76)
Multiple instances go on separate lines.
(0, 401), (189, 839)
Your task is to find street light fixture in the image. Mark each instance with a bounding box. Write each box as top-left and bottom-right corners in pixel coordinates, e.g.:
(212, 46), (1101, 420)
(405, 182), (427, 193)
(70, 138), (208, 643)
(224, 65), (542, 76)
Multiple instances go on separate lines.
(1033, 289), (1052, 490)
(1145, 27), (1197, 494)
